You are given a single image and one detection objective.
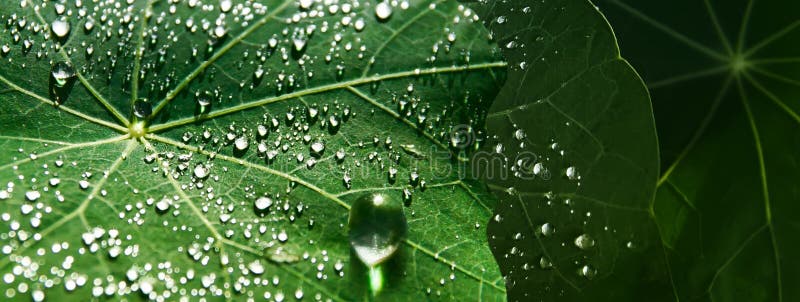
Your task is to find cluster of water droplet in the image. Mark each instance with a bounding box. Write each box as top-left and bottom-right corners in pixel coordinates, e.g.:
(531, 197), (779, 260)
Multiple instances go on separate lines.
(0, 0), (505, 300)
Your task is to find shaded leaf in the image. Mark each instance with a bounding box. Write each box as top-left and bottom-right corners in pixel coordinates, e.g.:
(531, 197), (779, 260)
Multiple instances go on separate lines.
(465, 0), (661, 301)
(594, 0), (800, 301)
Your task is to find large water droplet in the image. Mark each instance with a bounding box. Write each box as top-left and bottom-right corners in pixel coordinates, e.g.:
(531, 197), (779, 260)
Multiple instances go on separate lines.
(196, 91), (213, 114)
(579, 264), (596, 279)
(348, 193), (407, 267)
(133, 99), (152, 119)
(51, 17), (70, 38)
(51, 61), (75, 87)
(574, 234), (595, 249)
(375, 2), (393, 20)
(538, 222), (554, 237)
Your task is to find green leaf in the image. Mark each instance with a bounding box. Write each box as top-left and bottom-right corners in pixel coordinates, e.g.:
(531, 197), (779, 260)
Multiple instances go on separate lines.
(0, 0), (508, 300)
(465, 0), (662, 300)
(593, 0), (800, 301)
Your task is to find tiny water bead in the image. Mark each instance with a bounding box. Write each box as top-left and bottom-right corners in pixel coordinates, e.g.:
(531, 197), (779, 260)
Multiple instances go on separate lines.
(348, 193), (407, 267)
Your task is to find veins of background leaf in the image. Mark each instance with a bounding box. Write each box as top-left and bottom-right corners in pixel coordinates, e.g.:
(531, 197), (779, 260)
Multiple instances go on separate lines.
(749, 65), (800, 87)
(603, 0), (727, 61)
(606, 1), (799, 299)
(703, 0), (733, 56)
(647, 65), (729, 89)
(743, 20), (800, 57)
(703, 224), (767, 299)
(151, 0), (294, 117)
(743, 72), (800, 123)
(657, 75), (733, 187)
(738, 76), (783, 301)
(145, 133), (507, 293)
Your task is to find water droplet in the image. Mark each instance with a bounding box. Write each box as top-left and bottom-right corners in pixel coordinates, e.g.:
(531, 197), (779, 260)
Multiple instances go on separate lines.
(234, 136), (249, 151)
(349, 193), (407, 267)
(133, 99), (152, 119)
(538, 223), (554, 237)
(579, 264), (596, 279)
(310, 141), (325, 155)
(219, 0), (233, 12)
(248, 260), (265, 274)
(51, 17), (70, 38)
(51, 61), (75, 87)
(375, 2), (393, 20)
(193, 164), (209, 179)
(539, 256), (553, 269)
(196, 91), (212, 114)
(25, 191), (40, 201)
(155, 198), (170, 213)
(574, 234), (595, 249)
(565, 166), (577, 180)
(255, 196), (273, 211)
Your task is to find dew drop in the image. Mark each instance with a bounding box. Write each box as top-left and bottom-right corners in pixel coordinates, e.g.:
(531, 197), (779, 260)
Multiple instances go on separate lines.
(348, 193), (407, 267)
(234, 136), (249, 151)
(375, 2), (393, 20)
(193, 164), (209, 179)
(574, 234), (595, 249)
(579, 264), (597, 279)
(196, 92), (212, 114)
(51, 17), (70, 38)
(219, 0), (233, 12)
(133, 99), (152, 119)
(539, 256), (553, 269)
(51, 61), (75, 88)
(25, 191), (40, 201)
(538, 223), (554, 237)
(255, 196), (273, 211)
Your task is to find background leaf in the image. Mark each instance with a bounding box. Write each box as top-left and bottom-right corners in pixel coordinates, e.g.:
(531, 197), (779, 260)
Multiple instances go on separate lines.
(465, 0), (661, 301)
(592, 0), (799, 301)
(0, 0), (509, 300)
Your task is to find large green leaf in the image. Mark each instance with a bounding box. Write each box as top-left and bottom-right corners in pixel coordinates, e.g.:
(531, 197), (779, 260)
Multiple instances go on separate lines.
(594, 0), (800, 301)
(0, 0), (509, 300)
(465, 0), (661, 301)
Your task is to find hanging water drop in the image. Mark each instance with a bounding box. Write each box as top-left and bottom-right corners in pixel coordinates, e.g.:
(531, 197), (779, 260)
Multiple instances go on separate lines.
(349, 193), (407, 267)
(51, 61), (75, 87)
(197, 91), (212, 114)
(133, 99), (152, 119)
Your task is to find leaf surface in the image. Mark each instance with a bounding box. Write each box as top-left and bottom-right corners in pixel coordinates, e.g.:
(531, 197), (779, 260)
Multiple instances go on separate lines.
(0, 0), (508, 300)
(466, 0), (661, 300)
